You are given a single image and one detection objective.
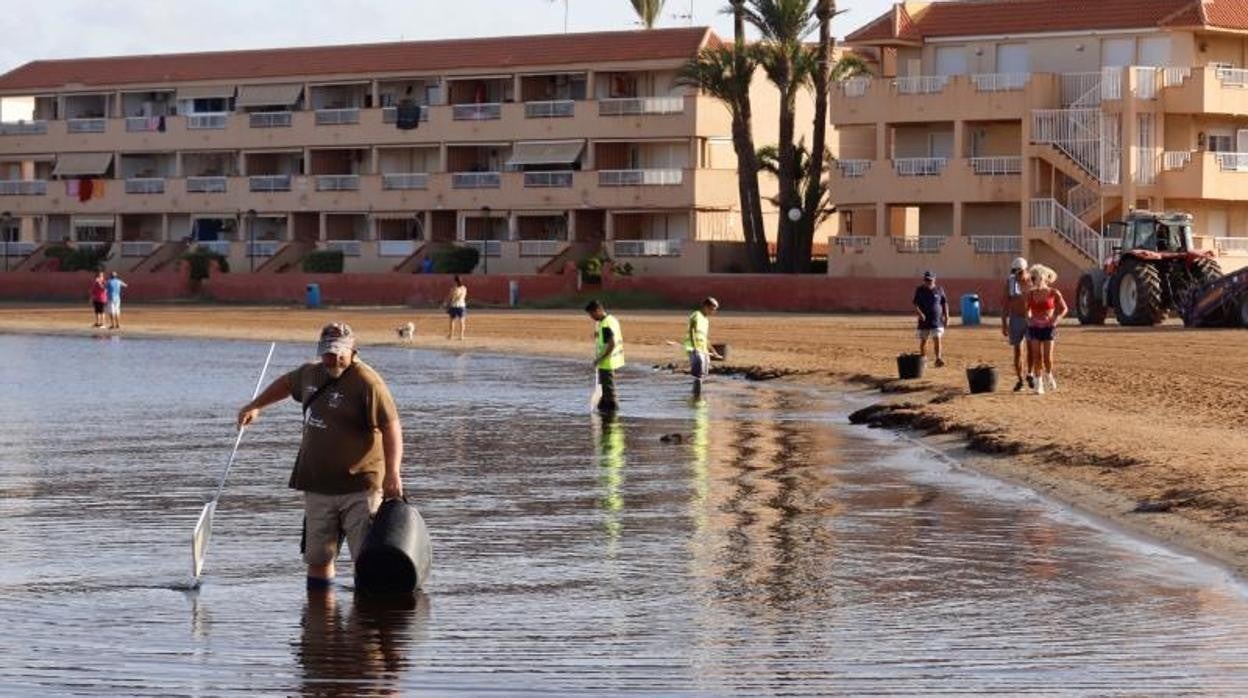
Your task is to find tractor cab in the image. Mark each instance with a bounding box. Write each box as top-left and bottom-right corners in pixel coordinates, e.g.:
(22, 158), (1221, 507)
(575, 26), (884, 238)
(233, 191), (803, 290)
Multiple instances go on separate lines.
(1103, 211), (1198, 274)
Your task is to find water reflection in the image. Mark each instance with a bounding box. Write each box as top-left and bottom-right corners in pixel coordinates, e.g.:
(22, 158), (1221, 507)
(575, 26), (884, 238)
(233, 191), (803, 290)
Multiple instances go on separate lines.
(296, 591), (430, 697)
(593, 415), (626, 551)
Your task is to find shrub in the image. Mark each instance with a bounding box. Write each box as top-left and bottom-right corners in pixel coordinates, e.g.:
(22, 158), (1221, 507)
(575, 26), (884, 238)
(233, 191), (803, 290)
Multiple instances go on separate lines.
(182, 247), (230, 281)
(301, 249), (345, 273)
(578, 253), (614, 283)
(44, 243), (111, 272)
(612, 261), (635, 277)
(432, 246), (480, 274)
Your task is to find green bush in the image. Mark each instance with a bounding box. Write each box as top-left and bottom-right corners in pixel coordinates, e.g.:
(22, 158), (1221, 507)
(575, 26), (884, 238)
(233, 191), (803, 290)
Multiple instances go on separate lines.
(302, 249), (345, 273)
(578, 253), (613, 283)
(612, 261), (635, 277)
(44, 243), (110, 272)
(432, 246), (480, 274)
(183, 247), (230, 281)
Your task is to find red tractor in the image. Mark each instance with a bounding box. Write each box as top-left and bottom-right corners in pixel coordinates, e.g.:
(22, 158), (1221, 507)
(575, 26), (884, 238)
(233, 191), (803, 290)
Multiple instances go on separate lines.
(1076, 211), (1222, 326)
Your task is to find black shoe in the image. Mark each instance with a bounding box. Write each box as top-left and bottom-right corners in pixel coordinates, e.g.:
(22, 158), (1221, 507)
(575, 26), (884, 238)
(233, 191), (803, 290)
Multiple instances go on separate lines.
(1013, 380), (1024, 392)
(1025, 374), (1035, 389)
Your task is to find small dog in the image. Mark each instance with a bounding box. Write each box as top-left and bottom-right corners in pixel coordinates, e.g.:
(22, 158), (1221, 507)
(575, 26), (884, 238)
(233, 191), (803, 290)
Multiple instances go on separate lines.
(396, 322), (415, 341)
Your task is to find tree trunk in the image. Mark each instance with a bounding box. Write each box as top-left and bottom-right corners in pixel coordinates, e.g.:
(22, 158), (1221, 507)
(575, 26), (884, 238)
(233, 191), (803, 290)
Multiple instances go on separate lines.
(775, 64), (799, 273)
(732, 0), (770, 272)
(799, 0), (835, 274)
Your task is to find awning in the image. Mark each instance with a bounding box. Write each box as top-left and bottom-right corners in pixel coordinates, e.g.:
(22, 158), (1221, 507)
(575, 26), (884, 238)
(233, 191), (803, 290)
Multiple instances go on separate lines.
(52, 152), (113, 177)
(73, 216), (115, 228)
(506, 140), (585, 168)
(373, 212), (423, 221)
(176, 84), (235, 100)
(235, 83), (303, 108)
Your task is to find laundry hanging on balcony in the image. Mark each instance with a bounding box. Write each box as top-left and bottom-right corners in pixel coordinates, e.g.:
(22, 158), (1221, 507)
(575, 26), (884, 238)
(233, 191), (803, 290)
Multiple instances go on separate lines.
(395, 100), (422, 130)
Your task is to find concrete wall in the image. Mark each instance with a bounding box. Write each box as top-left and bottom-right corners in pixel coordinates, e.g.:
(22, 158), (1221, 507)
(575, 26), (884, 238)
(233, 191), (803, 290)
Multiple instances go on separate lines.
(964, 203), (1021, 236)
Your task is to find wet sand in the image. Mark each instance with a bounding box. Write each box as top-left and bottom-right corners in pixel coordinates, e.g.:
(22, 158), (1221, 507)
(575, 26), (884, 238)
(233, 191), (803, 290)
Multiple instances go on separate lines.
(3, 303), (1247, 576)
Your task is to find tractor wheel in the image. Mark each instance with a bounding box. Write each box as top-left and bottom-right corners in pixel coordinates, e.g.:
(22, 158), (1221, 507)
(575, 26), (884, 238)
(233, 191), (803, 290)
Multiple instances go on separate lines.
(1192, 256), (1223, 286)
(1240, 296), (1248, 328)
(1076, 274), (1107, 325)
(1113, 260), (1167, 326)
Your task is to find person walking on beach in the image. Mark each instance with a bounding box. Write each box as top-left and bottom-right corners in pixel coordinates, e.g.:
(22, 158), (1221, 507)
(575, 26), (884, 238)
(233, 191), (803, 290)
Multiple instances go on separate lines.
(1001, 257), (1032, 391)
(1025, 264), (1068, 395)
(913, 270), (948, 367)
(685, 297), (724, 389)
(236, 323), (404, 589)
(89, 271), (108, 328)
(445, 275), (467, 340)
(105, 272), (128, 330)
(586, 300), (624, 414)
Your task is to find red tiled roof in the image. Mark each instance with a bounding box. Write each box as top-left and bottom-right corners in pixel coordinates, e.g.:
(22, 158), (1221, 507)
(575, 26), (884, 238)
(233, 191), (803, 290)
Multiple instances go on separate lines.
(844, 0), (1248, 44)
(0, 27), (713, 92)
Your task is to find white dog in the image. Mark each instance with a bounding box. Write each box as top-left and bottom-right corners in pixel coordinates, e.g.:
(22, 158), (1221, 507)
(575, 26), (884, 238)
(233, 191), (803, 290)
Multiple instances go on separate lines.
(396, 321), (415, 341)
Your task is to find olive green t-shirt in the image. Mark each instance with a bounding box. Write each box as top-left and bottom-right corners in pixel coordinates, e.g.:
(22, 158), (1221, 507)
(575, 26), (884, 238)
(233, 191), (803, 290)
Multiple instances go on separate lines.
(283, 359), (399, 495)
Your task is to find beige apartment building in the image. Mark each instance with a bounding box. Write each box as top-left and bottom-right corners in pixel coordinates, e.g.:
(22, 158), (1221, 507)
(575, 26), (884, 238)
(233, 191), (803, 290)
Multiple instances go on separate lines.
(0, 27), (769, 275)
(831, 0), (1248, 282)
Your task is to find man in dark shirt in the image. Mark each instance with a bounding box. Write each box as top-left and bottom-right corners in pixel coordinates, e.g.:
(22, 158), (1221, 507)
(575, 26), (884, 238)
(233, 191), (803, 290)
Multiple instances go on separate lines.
(913, 270), (949, 367)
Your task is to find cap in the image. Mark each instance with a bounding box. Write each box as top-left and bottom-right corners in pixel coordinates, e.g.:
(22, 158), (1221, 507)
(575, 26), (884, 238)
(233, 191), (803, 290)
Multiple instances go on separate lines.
(317, 322), (356, 356)
(922, 270), (935, 280)
(1011, 257), (1028, 271)
(703, 296), (720, 309)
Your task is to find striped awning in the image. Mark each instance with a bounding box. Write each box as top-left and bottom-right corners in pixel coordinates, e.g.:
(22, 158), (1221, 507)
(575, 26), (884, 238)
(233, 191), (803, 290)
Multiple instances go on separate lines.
(52, 152), (113, 176)
(506, 140), (584, 168)
(235, 83), (303, 108)
(176, 84), (236, 100)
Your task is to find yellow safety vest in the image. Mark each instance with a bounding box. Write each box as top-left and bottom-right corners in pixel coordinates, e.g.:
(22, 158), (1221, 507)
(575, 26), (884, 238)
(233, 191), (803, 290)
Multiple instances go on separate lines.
(595, 314), (625, 371)
(684, 310), (709, 352)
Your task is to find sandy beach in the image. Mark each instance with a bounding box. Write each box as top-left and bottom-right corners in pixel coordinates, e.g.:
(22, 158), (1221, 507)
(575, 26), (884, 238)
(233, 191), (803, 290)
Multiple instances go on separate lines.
(3, 302), (1247, 575)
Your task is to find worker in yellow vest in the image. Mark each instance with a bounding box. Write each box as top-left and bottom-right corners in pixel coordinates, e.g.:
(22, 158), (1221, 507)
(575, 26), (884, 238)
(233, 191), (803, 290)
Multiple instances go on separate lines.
(586, 300), (624, 413)
(684, 297), (723, 386)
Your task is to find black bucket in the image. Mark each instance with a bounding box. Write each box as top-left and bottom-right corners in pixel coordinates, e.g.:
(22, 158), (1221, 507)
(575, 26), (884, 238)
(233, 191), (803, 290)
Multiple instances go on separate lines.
(355, 498), (433, 595)
(712, 343), (728, 361)
(966, 366), (998, 394)
(897, 353), (925, 380)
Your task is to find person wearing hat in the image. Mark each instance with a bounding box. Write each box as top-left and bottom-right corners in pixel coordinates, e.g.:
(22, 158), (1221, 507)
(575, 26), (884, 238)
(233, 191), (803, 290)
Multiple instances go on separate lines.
(913, 270), (949, 367)
(685, 297), (724, 388)
(1001, 256), (1033, 391)
(237, 323), (404, 590)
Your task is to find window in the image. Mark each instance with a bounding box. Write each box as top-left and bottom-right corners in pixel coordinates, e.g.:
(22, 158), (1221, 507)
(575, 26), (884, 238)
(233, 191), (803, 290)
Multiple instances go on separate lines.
(193, 98), (228, 113)
(1207, 134), (1233, 152)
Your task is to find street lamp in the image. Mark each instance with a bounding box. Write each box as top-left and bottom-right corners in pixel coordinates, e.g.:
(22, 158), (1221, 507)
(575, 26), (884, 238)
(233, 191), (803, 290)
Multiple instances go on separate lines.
(481, 205), (491, 275)
(1, 211), (10, 272)
(247, 208), (257, 272)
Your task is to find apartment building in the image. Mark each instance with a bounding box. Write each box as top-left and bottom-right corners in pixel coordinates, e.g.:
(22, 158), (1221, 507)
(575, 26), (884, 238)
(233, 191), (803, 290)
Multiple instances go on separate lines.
(0, 27), (758, 275)
(830, 0), (1248, 282)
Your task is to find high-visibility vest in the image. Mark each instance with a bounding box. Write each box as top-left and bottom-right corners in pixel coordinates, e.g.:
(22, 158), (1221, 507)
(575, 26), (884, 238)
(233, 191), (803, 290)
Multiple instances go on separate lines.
(595, 314), (625, 370)
(684, 310), (709, 352)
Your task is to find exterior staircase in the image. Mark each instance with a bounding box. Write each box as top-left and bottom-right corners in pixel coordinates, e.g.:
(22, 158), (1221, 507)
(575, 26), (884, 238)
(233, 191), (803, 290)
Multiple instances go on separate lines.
(538, 241), (598, 274)
(392, 242), (451, 273)
(1028, 198), (1117, 269)
(132, 240), (189, 272)
(10, 243), (48, 271)
(255, 241), (316, 273)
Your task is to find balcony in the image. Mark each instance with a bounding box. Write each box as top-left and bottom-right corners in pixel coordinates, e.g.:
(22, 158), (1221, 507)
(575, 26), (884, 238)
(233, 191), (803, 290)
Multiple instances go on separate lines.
(893, 236), (947, 253)
(968, 236), (1023, 254)
(250, 112), (293, 128)
(524, 100), (575, 119)
(382, 173), (429, 190)
(0, 241), (37, 257)
(187, 176), (228, 193)
(246, 241), (280, 258)
(969, 156), (1022, 176)
(0, 120), (47, 136)
(599, 97), (684, 116)
(894, 75), (950, 95)
(971, 73), (1030, 92)
(67, 118), (107, 134)
(1161, 151), (1248, 199)
(315, 174), (360, 191)
(452, 172), (501, 189)
(613, 239), (683, 257)
(121, 241), (156, 257)
(125, 178), (166, 194)
(894, 158), (947, 177)
(460, 240), (502, 257)
(0, 180), (47, 195)
(315, 108), (360, 125)
(125, 116), (163, 132)
(195, 241), (232, 256)
(249, 175), (292, 192)
(1215, 237), (1248, 256)
(325, 240), (362, 257)
(836, 159), (871, 178)
(381, 107), (430, 124)
(832, 73), (1057, 124)
(599, 169), (683, 186)
(518, 240), (566, 257)
(1163, 66), (1248, 115)
(378, 240), (418, 257)
(452, 103), (502, 121)
(523, 171), (574, 188)
(187, 113), (229, 130)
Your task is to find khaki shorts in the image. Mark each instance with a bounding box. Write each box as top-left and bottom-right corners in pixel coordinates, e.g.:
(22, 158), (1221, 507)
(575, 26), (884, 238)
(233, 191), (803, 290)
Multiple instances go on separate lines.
(302, 490), (382, 566)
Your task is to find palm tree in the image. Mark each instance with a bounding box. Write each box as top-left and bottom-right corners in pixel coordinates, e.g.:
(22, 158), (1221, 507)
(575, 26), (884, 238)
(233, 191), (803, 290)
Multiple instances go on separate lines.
(758, 140), (837, 230)
(630, 0), (667, 28)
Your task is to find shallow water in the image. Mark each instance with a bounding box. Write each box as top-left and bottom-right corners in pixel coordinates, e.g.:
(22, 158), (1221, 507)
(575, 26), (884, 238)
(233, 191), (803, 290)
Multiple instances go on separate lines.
(1, 333), (1247, 695)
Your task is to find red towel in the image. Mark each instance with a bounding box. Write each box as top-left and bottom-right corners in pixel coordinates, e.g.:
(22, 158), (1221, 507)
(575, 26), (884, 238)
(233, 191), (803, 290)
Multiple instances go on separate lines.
(78, 178), (93, 202)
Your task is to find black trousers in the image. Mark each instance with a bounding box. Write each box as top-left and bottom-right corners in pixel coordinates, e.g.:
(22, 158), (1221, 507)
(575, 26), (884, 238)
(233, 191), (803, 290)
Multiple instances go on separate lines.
(597, 369), (618, 413)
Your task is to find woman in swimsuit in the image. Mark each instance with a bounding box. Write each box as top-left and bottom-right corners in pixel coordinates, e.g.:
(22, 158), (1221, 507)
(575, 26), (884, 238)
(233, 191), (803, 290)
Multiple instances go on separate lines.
(1025, 264), (1068, 395)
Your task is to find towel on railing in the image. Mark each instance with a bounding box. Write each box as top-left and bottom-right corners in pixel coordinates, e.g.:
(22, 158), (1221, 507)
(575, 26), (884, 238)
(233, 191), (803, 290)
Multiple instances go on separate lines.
(396, 100), (421, 130)
(158, 115), (166, 132)
(91, 179), (105, 199)
(78, 178), (93, 202)
(66, 179), (80, 198)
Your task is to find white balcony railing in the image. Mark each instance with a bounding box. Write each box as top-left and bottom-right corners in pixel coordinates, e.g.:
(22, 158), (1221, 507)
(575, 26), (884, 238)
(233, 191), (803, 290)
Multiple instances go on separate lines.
(249, 175), (292, 192)
(187, 113), (229, 130)
(1162, 67), (1192, 88)
(452, 172), (501, 189)
(1163, 151), (1193, 171)
(841, 77), (871, 98)
(315, 174), (360, 191)
(833, 236), (872, 251)
(67, 118), (106, 133)
(378, 240), (418, 257)
(1101, 67), (1124, 100)
(1216, 152), (1248, 172)
(125, 178), (166, 194)
(523, 171), (574, 188)
(1060, 72), (1103, 107)
(73, 242), (110, 252)
(187, 176), (228, 193)
(599, 169), (683, 186)
(1030, 198), (1111, 263)
(894, 158), (947, 177)
(195, 241), (231, 256)
(893, 236), (947, 253)
(519, 240), (566, 257)
(0, 180), (47, 195)
(893, 75), (949, 95)
(452, 103), (502, 121)
(525, 100), (575, 118)
(315, 108), (360, 125)
(1214, 237), (1248, 255)
(1132, 67), (1159, 100)
(121, 241), (156, 258)
(969, 236), (1023, 254)
(613, 239), (683, 257)
(125, 116), (163, 132)
(0, 241), (37, 257)
(250, 111), (292, 128)
(598, 97), (685, 116)
(1215, 66), (1248, 88)
(836, 159), (871, 178)
(972, 73), (1029, 92)
(381, 172), (429, 190)
(969, 156), (1022, 176)
(461, 240), (502, 257)
(325, 240), (362, 257)
(246, 241), (280, 258)
(0, 120), (47, 135)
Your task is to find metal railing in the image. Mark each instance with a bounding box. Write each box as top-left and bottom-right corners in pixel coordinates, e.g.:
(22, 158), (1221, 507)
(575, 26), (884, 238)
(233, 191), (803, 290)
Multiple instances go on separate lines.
(125, 116), (163, 132)
(187, 113), (229, 129)
(599, 169), (683, 186)
(525, 100), (575, 118)
(315, 174), (359, 191)
(381, 106), (430, 123)
(460, 240), (502, 257)
(1163, 151), (1193, 171)
(1029, 198), (1108, 262)
(452, 103), (502, 121)
(0, 180), (47, 195)
(969, 236), (1023, 254)
(250, 111), (292, 128)
(893, 75), (949, 95)
(378, 240), (418, 257)
(1101, 67), (1124, 100)
(249, 175), (292, 192)
(1031, 108), (1116, 182)
(1162, 67), (1192, 88)
(1132, 67), (1159, 100)
(1067, 183), (1097, 218)
(121, 241), (155, 257)
(836, 159), (870, 178)
(519, 240), (565, 257)
(246, 241), (280, 258)
(1215, 152), (1248, 172)
(893, 158), (947, 176)
(1215, 66), (1248, 88)
(523, 171), (574, 188)
(67, 118), (106, 133)
(187, 176), (228, 193)
(452, 172), (501, 189)
(598, 97), (685, 116)
(195, 241), (231, 256)
(1133, 146), (1158, 185)
(315, 108), (360, 125)
(833, 236), (872, 251)
(0, 241), (36, 257)
(325, 240), (362, 257)
(1214, 237), (1248, 255)
(970, 156), (1022, 175)
(125, 178), (166, 194)
(73, 241), (111, 252)
(382, 172), (429, 190)
(972, 73), (1029, 92)
(893, 236), (947, 253)
(1060, 72), (1102, 107)
(612, 239), (683, 257)
(0, 120), (47, 135)
(841, 77), (870, 98)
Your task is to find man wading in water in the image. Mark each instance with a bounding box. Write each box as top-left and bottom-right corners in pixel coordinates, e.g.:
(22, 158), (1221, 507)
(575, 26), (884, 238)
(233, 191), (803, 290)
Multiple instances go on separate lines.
(237, 323), (404, 590)
(586, 300), (624, 414)
(685, 297), (723, 393)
